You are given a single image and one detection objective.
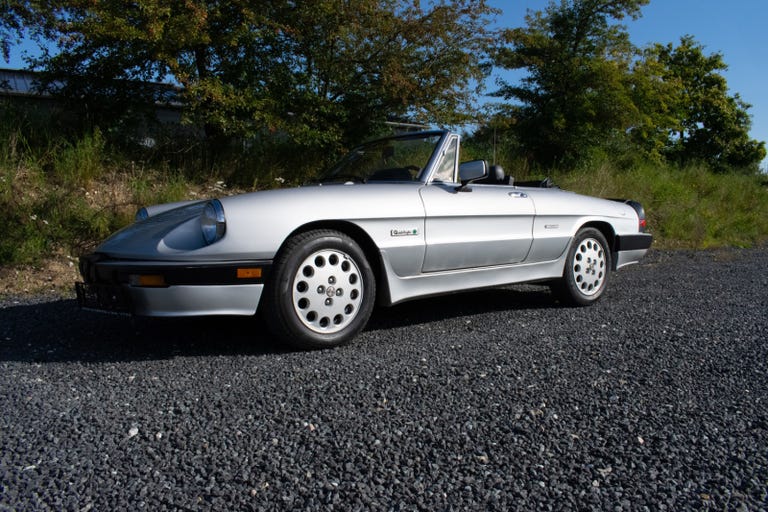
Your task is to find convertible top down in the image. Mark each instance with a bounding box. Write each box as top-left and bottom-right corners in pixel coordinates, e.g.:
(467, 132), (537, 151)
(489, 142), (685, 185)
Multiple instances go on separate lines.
(77, 130), (652, 349)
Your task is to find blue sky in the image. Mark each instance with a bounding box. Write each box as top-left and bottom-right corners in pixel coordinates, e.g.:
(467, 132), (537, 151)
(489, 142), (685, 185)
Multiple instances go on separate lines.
(487, 0), (768, 158)
(4, 1), (766, 158)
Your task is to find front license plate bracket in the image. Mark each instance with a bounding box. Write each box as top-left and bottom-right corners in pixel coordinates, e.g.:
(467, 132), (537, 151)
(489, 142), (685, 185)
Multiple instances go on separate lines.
(75, 282), (132, 315)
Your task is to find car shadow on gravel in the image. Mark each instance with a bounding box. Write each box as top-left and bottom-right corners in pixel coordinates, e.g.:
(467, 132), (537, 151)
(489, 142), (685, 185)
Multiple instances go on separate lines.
(0, 285), (558, 363)
(0, 298), (288, 363)
(365, 284), (559, 332)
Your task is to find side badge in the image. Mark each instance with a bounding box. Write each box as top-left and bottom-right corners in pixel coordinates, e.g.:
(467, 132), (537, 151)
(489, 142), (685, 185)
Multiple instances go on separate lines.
(391, 228), (419, 237)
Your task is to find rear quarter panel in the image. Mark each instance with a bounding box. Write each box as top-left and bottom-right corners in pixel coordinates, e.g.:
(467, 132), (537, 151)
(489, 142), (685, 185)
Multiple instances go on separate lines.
(524, 188), (639, 262)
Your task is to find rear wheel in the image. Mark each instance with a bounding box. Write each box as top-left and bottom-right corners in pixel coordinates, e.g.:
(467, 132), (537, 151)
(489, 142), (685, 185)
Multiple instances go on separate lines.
(265, 230), (375, 349)
(552, 227), (611, 306)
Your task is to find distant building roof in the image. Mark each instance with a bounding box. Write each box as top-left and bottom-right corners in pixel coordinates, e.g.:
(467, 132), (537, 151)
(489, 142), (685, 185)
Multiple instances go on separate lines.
(0, 68), (53, 98)
(0, 67), (181, 108)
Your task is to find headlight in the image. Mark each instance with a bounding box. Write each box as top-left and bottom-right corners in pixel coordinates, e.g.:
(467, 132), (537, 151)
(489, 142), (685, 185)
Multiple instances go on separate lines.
(135, 207), (149, 222)
(201, 199), (226, 245)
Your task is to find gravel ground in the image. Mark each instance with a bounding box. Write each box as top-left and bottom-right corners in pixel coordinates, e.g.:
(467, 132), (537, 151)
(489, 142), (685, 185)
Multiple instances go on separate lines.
(1, 248), (766, 511)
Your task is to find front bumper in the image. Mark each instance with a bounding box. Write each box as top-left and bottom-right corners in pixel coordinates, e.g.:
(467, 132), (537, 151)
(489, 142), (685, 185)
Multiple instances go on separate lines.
(77, 255), (271, 317)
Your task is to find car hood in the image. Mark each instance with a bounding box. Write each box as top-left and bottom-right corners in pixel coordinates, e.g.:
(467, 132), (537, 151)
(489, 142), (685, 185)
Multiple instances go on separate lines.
(95, 182), (427, 261)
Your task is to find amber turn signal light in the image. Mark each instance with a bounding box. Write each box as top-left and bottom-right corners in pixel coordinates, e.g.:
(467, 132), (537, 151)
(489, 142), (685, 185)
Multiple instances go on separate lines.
(237, 268), (262, 279)
(129, 274), (167, 287)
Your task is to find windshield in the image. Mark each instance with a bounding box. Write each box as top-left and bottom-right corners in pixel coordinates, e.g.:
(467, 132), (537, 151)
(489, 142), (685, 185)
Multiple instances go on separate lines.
(319, 132), (444, 183)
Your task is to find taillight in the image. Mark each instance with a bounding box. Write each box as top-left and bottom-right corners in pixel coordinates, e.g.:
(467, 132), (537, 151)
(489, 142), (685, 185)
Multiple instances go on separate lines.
(620, 200), (647, 233)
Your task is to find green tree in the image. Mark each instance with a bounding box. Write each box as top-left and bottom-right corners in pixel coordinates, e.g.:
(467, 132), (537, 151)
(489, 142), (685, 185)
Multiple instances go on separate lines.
(637, 36), (765, 172)
(624, 45), (682, 163)
(0, 0), (42, 63)
(492, 0), (649, 166)
(263, 1), (495, 146)
(0, 0), (28, 62)
(26, 0), (495, 152)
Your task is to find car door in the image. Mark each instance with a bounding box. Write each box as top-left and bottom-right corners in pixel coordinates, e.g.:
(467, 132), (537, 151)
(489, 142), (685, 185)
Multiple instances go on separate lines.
(419, 183), (535, 272)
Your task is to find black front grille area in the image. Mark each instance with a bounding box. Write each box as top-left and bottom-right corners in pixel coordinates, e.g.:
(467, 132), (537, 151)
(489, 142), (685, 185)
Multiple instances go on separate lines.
(75, 282), (132, 314)
(79, 254), (124, 285)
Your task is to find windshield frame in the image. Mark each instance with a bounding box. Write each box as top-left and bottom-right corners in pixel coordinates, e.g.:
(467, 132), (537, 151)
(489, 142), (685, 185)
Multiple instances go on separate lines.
(318, 130), (451, 184)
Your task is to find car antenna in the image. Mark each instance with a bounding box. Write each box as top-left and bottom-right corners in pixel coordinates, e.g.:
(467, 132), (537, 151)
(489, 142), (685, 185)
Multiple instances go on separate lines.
(493, 126), (497, 165)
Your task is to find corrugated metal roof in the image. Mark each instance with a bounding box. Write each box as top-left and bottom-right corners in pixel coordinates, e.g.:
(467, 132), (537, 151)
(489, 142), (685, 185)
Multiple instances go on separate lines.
(0, 68), (183, 109)
(0, 68), (49, 97)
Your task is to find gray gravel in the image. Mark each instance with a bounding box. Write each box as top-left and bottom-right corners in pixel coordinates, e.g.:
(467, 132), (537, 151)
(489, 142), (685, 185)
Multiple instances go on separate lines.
(1, 248), (767, 511)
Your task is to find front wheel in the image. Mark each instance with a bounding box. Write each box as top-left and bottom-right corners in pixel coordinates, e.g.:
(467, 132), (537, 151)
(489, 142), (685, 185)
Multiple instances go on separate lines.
(265, 230), (376, 349)
(552, 227), (611, 306)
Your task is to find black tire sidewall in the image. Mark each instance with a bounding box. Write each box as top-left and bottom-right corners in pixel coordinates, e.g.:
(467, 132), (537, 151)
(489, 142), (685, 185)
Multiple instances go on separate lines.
(267, 230), (375, 349)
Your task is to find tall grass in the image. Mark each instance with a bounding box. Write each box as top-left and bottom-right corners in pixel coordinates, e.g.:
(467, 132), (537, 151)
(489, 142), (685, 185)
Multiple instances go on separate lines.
(54, 129), (106, 185)
(556, 162), (768, 249)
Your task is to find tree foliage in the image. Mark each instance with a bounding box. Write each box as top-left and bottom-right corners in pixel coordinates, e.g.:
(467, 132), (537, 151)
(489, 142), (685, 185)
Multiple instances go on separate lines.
(635, 36), (765, 172)
(490, 0), (764, 173)
(1, 1), (22, 62)
(22, 0), (495, 151)
(1, 0), (40, 63)
(493, 0), (649, 166)
(7, 1), (765, 174)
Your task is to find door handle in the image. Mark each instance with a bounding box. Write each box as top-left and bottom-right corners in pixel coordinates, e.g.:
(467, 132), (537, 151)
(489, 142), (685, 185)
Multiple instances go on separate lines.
(509, 192), (528, 198)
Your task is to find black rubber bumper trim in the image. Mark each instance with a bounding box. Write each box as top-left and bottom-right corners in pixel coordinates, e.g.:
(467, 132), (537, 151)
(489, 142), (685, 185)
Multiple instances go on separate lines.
(79, 255), (272, 286)
(615, 233), (653, 252)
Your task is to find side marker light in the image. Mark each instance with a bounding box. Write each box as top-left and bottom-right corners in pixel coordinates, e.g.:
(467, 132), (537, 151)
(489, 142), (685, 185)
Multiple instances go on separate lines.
(237, 268), (262, 279)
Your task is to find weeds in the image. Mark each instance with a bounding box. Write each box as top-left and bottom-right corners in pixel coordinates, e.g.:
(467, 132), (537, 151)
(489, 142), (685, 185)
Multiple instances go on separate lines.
(53, 129), (106, 185)
(1, 105), (766, 266)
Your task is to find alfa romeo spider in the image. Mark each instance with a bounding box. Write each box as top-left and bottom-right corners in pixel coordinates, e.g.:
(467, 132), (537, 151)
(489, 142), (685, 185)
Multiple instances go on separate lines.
(77, 130), (652, 348)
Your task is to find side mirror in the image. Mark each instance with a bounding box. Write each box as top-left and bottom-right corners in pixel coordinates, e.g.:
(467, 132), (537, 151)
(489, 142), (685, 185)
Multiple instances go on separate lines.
(456, 160), (487, 192)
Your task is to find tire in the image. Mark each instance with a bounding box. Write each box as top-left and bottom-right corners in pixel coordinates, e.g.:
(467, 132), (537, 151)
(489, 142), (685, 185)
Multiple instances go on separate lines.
(552, 227), (611, 306)
(265, 229), (376, 349)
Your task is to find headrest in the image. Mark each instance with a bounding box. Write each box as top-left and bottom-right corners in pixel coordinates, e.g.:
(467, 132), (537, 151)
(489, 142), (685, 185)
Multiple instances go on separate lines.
(489, 164), (505, 182)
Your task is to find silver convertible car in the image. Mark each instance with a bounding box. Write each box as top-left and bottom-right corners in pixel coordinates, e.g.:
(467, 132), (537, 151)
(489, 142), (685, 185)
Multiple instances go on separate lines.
(77, 130), (652, 349)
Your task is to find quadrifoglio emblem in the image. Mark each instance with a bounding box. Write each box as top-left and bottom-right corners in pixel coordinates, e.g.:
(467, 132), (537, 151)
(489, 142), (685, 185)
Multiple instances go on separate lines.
(390, 228), (419, 237)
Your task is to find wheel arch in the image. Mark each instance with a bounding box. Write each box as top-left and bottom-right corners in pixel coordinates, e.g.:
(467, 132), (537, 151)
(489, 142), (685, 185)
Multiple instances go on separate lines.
(280, 220), (388, 305)
(575, 221), (617, 270)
